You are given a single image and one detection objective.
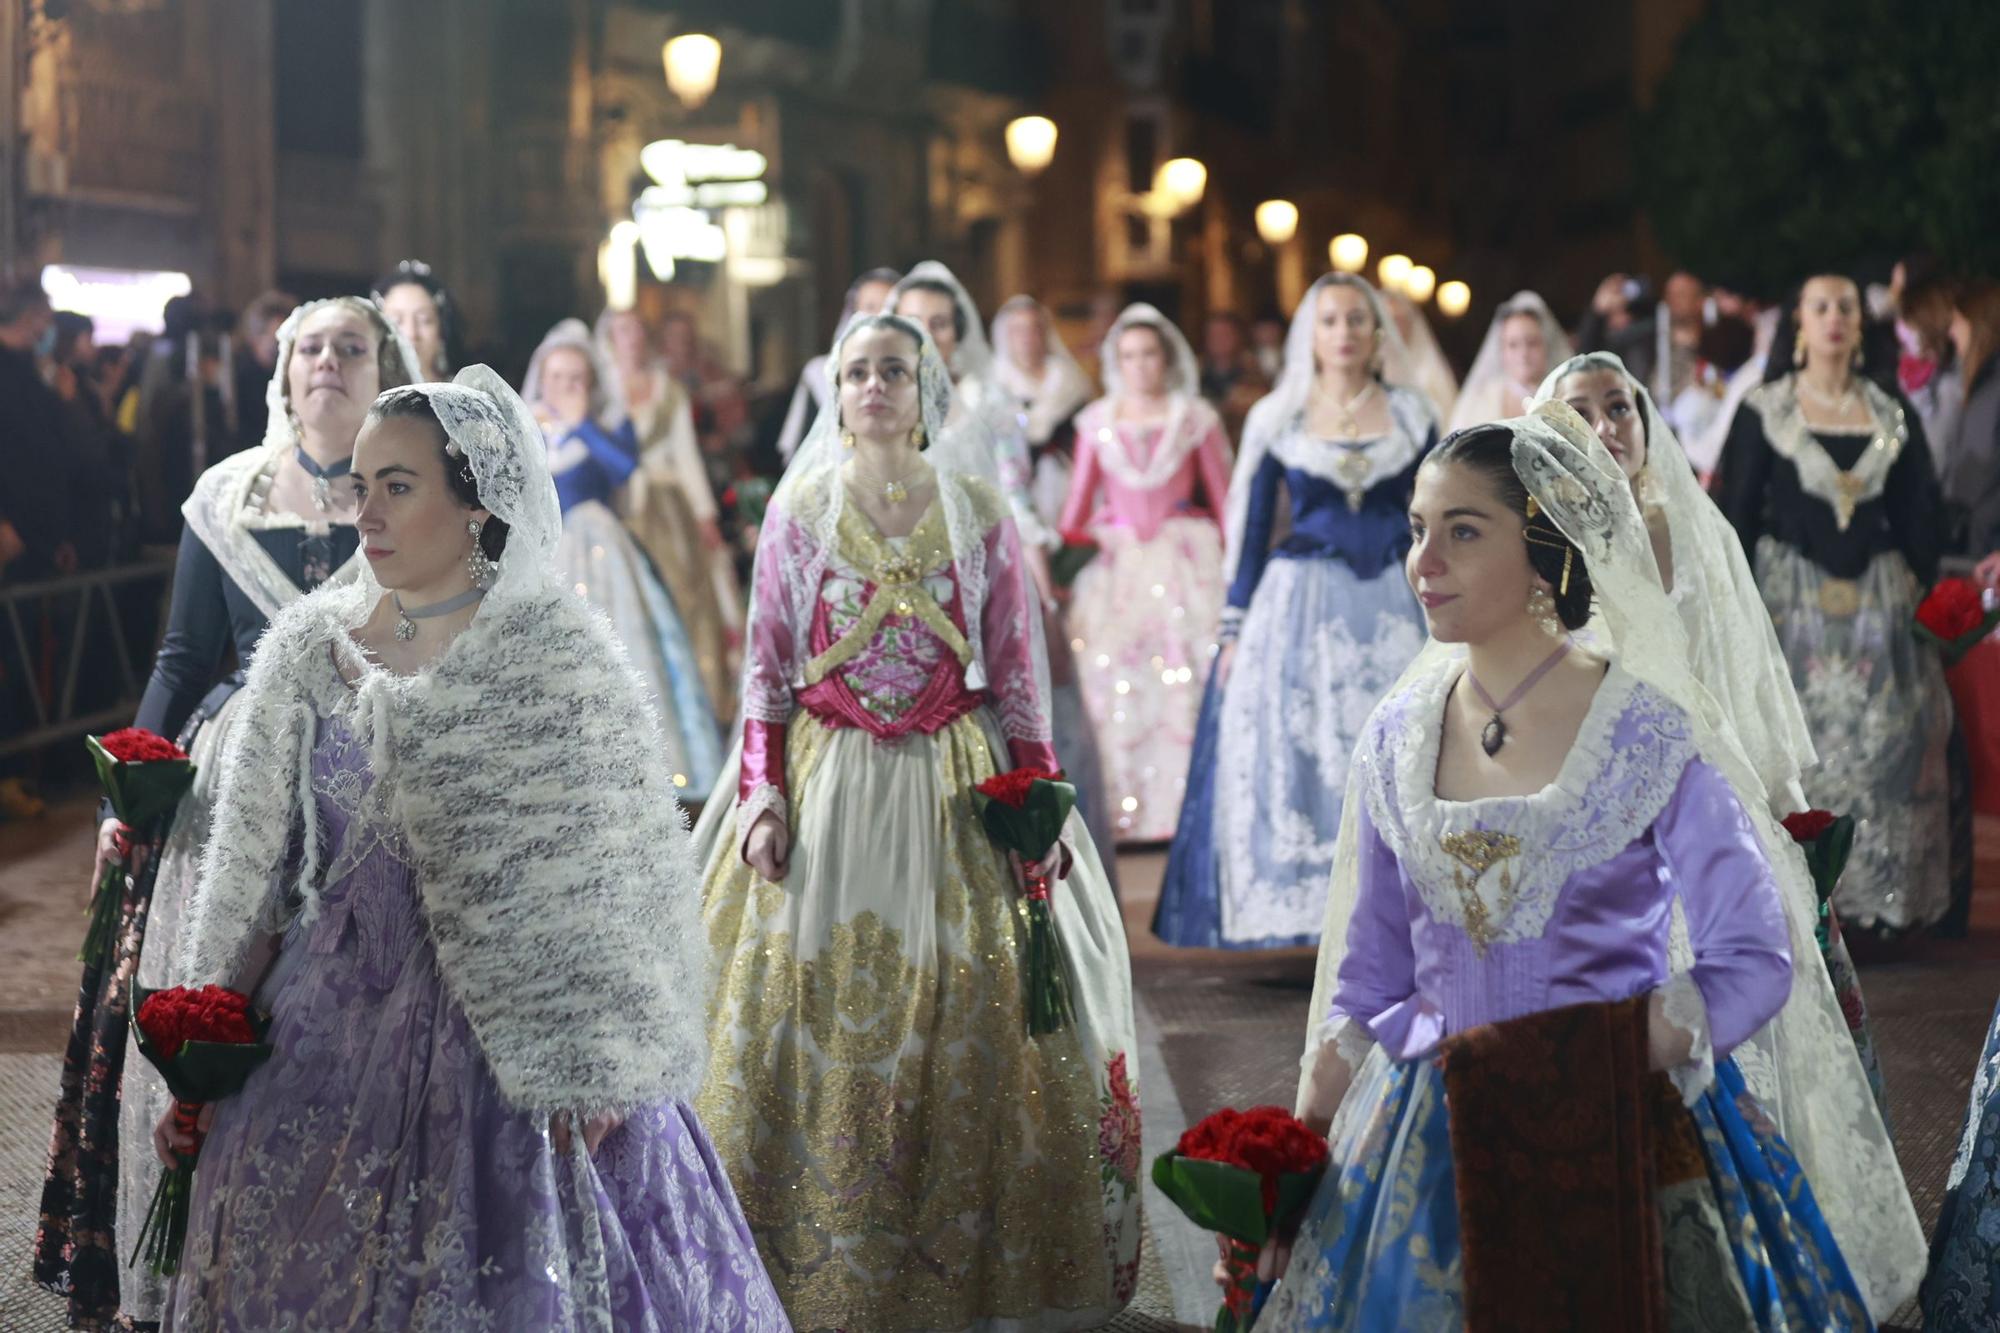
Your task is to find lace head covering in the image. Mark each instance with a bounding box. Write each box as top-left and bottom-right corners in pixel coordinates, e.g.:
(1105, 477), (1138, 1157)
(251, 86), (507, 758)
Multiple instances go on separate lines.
(1095, 302), (1200, 401)
(1531, 350), (1815, 803)
(521, 318), (612, 424)
(1299, 402), (1921, 1315)
(890, 261), (994, 382)
(989, 295), (1094, 446)
(1449, 290), (1572, 431)
(1382, 288), (1460, 422)
(357, 366), (564, 603)
(1222, 273), (1424, 574)
(265, 296), (423, 452)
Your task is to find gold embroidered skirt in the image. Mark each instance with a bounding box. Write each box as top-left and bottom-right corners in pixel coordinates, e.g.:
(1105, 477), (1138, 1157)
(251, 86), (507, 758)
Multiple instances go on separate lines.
(622, 466), (740, 720)
(690, 709), (1143, 1332)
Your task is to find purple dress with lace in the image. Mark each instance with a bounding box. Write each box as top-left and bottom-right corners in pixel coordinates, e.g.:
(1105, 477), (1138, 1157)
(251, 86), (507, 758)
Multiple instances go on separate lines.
(162, 716), (788, 1331)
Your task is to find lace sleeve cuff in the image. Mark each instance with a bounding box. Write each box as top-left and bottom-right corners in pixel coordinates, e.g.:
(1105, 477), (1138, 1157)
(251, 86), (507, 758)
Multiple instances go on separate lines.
(1654, 972), (1715, 1106)
(737, 783), (787, 861)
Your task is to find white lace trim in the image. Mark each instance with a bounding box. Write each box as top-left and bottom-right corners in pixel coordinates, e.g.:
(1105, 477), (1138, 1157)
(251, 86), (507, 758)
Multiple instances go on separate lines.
(1361, 659), (1695, 950)
(1746, 376), (1908, 530)
(181, 447), (365, 620)
(1656, 972), (1714, 1105)
(1075, 395), (1221, 492)
(1264, 385), (1429, 504)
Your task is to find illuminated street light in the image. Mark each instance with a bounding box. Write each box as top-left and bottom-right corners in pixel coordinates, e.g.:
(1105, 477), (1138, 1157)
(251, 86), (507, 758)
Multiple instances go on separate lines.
(662, 34), (721, 108)
(1328, 233), (1368, 273)
(1436, 280), (1472, 318)
(1377, 253), (1413, 292)
(1254, 199), (1299, 246)
(1154, 157), (1207, 212)
(1403, 264), (1437, 303)
(1005, 116), (1058, 176)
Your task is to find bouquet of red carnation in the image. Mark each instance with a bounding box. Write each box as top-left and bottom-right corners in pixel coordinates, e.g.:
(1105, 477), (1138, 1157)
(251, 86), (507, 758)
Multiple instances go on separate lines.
(1915, 577), (2000, 667)
(1782, 808), (1858, 951)
(1153, 1105), (1330, 1332)
(972, 766), (1077, 1035)
(79, 729), (196, 967)
(128, 983), (271, 1275)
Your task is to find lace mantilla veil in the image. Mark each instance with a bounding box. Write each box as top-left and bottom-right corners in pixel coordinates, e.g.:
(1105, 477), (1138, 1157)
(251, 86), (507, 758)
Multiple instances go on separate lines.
(1220, 273), (1421, 579)
(1447, 290), (1574, 433)
(739, 313), (1053, 745)
(1296, 402), (1924, 1316)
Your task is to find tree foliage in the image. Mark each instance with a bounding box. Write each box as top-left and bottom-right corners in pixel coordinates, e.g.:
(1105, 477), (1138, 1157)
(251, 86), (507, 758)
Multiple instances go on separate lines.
(1640, 0), (2000, 295)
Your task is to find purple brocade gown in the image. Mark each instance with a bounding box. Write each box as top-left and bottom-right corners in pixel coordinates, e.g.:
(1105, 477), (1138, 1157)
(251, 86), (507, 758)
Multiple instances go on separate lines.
(161, 717), (788, 1331)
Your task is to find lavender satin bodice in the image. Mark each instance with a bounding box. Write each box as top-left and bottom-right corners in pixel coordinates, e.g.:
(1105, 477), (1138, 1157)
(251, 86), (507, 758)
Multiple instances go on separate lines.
(1331, 664), (1792, 1063)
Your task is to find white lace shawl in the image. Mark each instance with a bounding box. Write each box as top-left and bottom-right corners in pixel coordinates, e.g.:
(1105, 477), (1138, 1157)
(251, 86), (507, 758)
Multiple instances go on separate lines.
(180, 447), (364, 619)
(1742, 374), (1910, 531)
(177, 582), (710, 1115)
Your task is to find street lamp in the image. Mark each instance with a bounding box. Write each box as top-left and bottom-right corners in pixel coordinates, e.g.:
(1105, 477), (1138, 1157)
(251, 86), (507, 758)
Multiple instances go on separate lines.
(1377, 253), (1413, 292)
(662, 33), (721, 108)
(1254, 200), (1299, 246)
(1329, 233), (1368, 273)
(1005, 116), (1058, 176)
(1436, 280), (1472, 318)
(1154, 157), (1207, 213)
(1403, 264), (1437, 304)
(599, 220), (641, 310)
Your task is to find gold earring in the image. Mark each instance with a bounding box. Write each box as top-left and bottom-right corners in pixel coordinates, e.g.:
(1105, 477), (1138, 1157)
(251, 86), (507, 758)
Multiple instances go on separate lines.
(840, 428), (856, 450)
(1527, 585), (1560, 636)
(1851, 341), (1864, 371)
(910, 423), (925, 448)
(1793, 327), (1807, 368)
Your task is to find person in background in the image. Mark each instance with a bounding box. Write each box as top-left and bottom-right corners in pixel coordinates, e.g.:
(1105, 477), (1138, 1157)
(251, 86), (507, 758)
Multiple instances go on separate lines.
(1076, 289), (1125, 386)
(776, 266), (900, 462)
(1945, 281), (2000, 566)
(232, 289), (297, 456)
(1199, 310), (1265, 439)
(1895, 258), (1963, 460)
(372, 259), (456, 384)
(49, 312), (120, 571)
(0, 278), (75, 583)
(661, 310), (752, 502)
(1250, 311), (1287, 382)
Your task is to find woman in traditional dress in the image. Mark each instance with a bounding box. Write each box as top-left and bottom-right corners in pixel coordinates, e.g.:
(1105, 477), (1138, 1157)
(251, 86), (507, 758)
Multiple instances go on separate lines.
(1446, 290), (1571, 432)
(1262, 408), (1881, 1329)
(521, 318), (722, 794)
(152, 366), (785, 1329)
(690, 313), (1141, 1331)
(596, 305), (741, 718)
(1157, 275), (1434, 948)
(1713, 273), (1953, 935)
(1533, 349), (1892, 1120)
(372, 259), (456, 383)
(1058, 304), (1233, 841)
(33, 298), (418, 1331)
(776, 267), (901, 463)
(991, 294), (1097, 532)
(891, 264), (1118, 879)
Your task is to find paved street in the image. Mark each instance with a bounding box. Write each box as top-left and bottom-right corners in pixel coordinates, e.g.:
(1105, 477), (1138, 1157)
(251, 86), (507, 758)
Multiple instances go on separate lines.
(3, 800), (1996, 1330)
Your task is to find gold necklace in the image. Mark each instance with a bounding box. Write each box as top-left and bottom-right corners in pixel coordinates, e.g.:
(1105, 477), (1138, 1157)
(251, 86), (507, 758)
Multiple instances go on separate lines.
(1795, 375), (1861, 419)
(1317, 380), (1378, 438)
(848, 456), (929, 505)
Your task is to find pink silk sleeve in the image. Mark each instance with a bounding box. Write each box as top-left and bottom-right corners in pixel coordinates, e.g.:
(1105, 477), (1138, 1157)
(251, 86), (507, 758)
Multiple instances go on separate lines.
(1194, 419), (1233, 519)
(738, 511), (801, 819)
(979, 515), (1058, 772)
(1056, 419), (1101, 537)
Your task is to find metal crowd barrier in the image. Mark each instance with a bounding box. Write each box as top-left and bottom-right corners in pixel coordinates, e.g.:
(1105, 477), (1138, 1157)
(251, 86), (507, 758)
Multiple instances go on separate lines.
(0, 557), (174, 758)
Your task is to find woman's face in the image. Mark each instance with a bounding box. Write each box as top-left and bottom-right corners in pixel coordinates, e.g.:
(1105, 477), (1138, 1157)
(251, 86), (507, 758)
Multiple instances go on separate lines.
(1555, 366), (1647, 482)
(536, 346), (594, 425)
(1314, 283), (1377, 374)
(287, 305), (384, 448)
(851, 279), (896, 319)
(351, 413), (488, 595)
(1003, 309), (1048, 372)
(1116, 325), (1169, 396)
(1499, 311), (1549, 389)
(380, 283), (443, 377)
(895, 288), (960, 368)
(1797, 275), (1863, 370)
(606, 310), (650, 364)
(837, 324), (922, 444)
(1406, 459), (1543, 645)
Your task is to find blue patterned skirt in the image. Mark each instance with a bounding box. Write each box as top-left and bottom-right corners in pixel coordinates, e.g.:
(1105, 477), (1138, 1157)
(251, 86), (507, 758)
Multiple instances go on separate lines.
(1255, 1052), (1872, 1331)
(1922, 993), (2000, 1330)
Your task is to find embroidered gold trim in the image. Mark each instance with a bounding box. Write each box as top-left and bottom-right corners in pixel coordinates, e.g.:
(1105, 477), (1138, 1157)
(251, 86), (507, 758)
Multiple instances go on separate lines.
(1439, 829), (1524, 955)
(803, 501), (972, 686)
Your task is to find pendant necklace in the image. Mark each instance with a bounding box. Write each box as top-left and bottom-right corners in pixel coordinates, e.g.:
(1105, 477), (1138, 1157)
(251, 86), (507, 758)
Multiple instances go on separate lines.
(294, 446), (353, 514)
(1322, 380), (1377, 439)
(850, 457), (928, 505)
(393, 585), (486, 642)
(1466, 639), (1572, 757)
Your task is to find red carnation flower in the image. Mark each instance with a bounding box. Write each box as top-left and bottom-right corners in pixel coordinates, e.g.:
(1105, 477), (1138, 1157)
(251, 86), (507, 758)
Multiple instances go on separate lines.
(1917, 578), (1987, 642)
(99, 728), (188, 764)
(975, 767), (1062, 810)
(1782, 810), (1838, 843)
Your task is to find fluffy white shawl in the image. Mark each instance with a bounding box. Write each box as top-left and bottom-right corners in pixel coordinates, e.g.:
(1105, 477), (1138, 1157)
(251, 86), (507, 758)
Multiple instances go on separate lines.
(177, 581), (710, 1115)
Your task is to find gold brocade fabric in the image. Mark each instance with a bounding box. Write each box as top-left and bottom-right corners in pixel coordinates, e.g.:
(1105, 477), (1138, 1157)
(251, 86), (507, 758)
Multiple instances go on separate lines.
(697, 712), (1141, 1331)
(624, 466), (737, 718)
